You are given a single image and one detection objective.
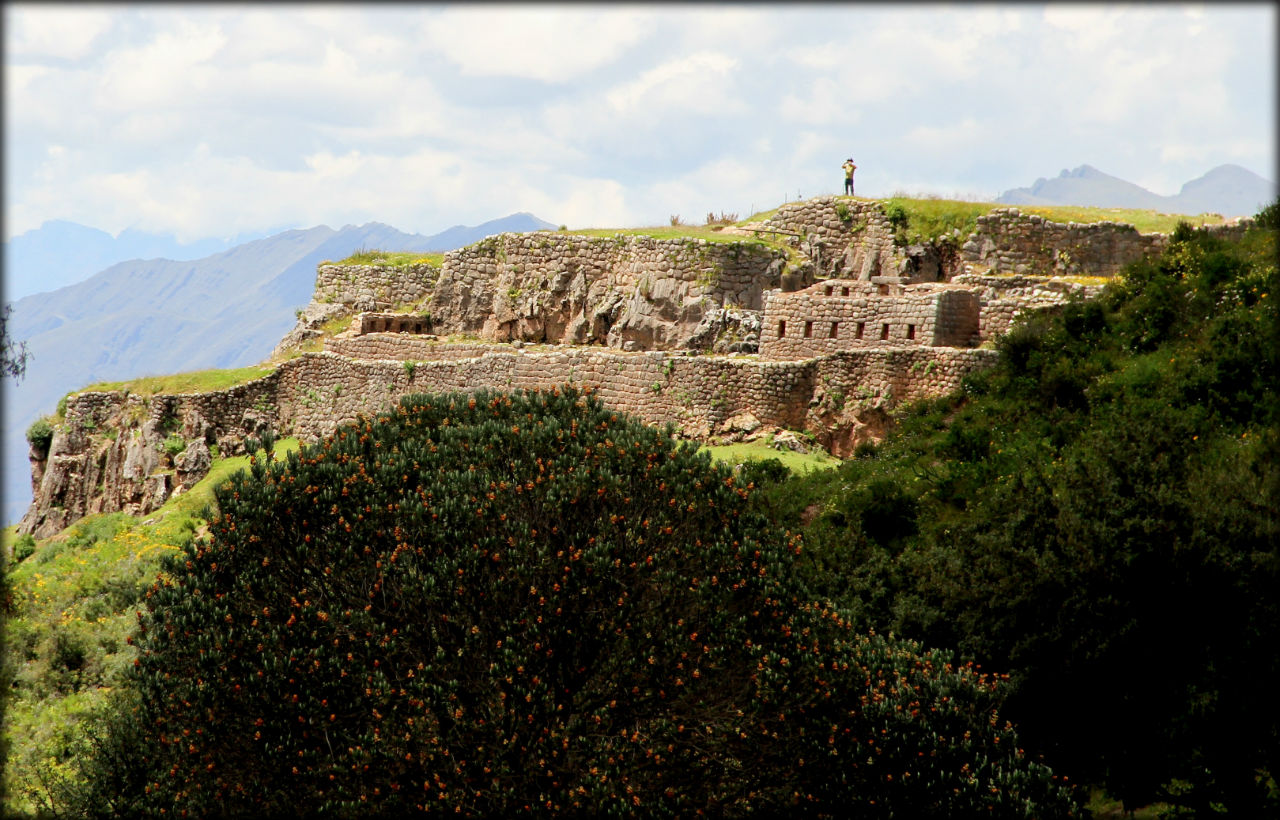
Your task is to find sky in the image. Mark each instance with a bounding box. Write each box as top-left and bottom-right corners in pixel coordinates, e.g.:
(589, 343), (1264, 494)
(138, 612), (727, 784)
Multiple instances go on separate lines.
(4, 3), (1276, 243)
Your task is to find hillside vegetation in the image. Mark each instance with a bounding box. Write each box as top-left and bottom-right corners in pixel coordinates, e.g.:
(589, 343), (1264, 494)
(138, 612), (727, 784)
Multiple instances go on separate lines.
(1, 438), (299, 815)
(744, 209), (1280, 815)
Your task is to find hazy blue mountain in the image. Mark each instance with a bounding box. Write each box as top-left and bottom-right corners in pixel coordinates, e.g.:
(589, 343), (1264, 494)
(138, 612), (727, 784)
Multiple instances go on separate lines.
(426, 212), (557, 249)
(3, 221), (275, 301)
(997, 164), (1276, 218)
(2, 212), (556, 525)
(1171, 164), (1277, 218)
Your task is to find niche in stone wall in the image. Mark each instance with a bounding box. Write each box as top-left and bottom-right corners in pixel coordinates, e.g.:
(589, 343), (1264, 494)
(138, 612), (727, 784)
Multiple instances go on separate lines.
(856, 322), (865, 339)
(778, 320), (787, 338)
(803, 321), (813, 338)
(829, 322), (839, 339)
(907, 324), (916, 340)
(880, 324), (890, 340)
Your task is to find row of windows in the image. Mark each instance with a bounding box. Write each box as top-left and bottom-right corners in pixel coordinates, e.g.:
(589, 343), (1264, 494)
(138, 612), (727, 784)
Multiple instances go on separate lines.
(776, 320), (917, 341)
(822, 284), (893, 297)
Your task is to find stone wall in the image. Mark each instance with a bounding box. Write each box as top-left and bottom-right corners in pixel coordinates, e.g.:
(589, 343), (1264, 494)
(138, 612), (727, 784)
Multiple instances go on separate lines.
(277, 348), (997, 445)
(326, 335), (520, 362)
(759, 279), (981, 360)
(759, 197), (905, 280)
(429, 232), (788, 350)
(959, 208), (1167, 277)
(314, 262), (440, 311)
(21, 343), (998, 536)
(358, 312), (433, 334)
(271, 263), (440, 358)
(952, 273), (1106, 343)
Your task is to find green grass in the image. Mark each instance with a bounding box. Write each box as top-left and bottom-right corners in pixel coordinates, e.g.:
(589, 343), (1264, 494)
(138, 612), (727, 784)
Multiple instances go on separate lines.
(1, 438), (299, 816)
(569, 226), (774, 245)
(79, 365), (276, 397)
(329, 249), (444, 268)
(703, 438), (841, 475)
(882, 195), (1230, 244)
(278, 314), (360, 359)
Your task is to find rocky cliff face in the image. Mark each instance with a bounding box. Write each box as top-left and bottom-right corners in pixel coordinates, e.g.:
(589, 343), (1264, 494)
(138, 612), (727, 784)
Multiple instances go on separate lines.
(429, 232), (792, 351)
(20, 378), (280, 539)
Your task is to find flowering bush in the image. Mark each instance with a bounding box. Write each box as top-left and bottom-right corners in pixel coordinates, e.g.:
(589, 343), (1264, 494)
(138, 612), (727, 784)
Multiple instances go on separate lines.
(62, 388), (1076, 817)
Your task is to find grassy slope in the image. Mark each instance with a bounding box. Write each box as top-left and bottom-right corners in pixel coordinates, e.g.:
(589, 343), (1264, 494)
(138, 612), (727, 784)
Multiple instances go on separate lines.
(78, 365), (277, 397)
(703, 438), (840, 476)
(1, 438), (299, 815)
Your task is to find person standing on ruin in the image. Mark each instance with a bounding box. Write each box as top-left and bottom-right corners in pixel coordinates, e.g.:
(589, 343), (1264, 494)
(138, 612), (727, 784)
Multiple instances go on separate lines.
(842, 158), (857, 195)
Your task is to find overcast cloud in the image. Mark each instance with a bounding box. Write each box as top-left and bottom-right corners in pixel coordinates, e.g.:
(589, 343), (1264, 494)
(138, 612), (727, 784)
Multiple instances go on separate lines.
(4, 3), (1275, 242)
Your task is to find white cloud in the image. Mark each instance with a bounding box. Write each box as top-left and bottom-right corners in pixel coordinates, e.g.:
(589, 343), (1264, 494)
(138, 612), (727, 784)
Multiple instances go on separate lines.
(606, 52), (741, 113)
(779, 77), (863, 127)
(95, 17), (228, 110)
(421, 7), (656, 83)
(5, 4), (115, 60)
(2, 5), (1274, 243)
(902, 118), (987, 152)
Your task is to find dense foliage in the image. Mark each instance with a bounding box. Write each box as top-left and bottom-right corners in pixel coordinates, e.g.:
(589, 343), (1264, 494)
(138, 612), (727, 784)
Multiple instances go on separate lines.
(762, 217), (1279, 814)
(58, 388), (1075, 817)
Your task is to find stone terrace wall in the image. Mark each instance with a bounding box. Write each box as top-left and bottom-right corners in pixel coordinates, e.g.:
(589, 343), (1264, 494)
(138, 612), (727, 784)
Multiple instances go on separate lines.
(952, 273), (1106, 343)
(315, 262), (440, 311)
(429, 232), (786, 350)
(760, 197), (903, 280)
(960, 209), (1166, 277)
(271, 262), (440, 358)
(22, 340), (998, 536)
(276, 348), (997, 444)
(759, 280), (980, 360)
(327, 335), (519, 362)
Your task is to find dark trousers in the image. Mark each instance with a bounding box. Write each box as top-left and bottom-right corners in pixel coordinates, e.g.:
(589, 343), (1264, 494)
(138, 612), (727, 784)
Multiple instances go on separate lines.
(844, 177), (854, 195)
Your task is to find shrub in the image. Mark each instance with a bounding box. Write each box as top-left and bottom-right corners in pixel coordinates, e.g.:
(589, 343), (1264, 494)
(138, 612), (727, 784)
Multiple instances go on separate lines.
(161, 434), (186, 459)
(26, 417), (55, 454)
(12, 532), (36, 563)
(885, 202), (909, 234)
(63, 389), (1076, 817)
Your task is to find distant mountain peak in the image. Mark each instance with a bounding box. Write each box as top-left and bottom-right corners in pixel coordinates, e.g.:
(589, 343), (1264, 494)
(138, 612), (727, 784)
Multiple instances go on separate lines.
(1000, 164), (1275, 217)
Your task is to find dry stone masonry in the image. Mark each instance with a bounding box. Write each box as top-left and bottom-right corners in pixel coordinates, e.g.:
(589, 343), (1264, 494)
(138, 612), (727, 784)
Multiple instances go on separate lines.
(760, 279), (980, 360)
(24, 196), (1238, 537)
(429, 232), (788, 350)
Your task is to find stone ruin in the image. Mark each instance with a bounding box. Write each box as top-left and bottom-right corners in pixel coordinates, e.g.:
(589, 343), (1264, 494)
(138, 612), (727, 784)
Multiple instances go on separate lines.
(23, 197), (1240, 538)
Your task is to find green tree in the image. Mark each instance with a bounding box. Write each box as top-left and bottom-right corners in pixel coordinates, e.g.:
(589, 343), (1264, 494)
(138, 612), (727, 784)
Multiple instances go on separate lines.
(2, 304), (31, 380)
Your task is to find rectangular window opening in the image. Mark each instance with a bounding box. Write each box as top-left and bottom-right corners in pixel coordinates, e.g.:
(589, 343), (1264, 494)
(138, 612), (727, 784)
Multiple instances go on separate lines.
(829, 322), (839, 339)
(778, 320), (787, 338)
(803, 321), (813, 338)
(856, 322), (865, 339)
(907, 324), (916, 340)
(880, 324), (890, 340)
(824, 285), (834, 296)
(841, 286), (850, 296)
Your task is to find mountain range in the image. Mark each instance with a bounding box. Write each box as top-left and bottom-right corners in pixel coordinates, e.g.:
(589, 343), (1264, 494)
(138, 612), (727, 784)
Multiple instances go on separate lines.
(996, 163), (1275, 218)
(2, 212), (555, 525)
